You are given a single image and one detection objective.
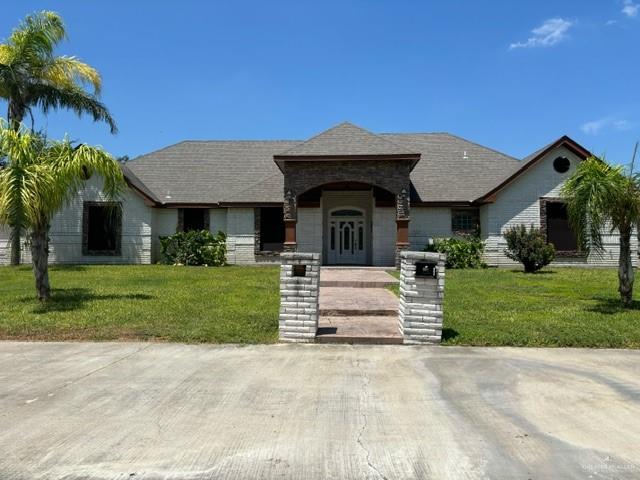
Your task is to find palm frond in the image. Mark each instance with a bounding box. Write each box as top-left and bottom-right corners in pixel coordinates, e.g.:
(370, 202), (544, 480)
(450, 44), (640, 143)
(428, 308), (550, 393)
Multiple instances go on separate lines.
(27, 83), (117, 134)
(41, 56), (102, 94)
(0, 123), (125, 232)
(561, 157), (632, 255)
(7, 11), (65, 66)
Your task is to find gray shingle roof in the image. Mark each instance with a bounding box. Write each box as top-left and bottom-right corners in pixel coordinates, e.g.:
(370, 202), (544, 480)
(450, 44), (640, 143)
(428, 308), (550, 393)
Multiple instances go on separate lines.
(275, 122), (419, 157)
(125, 125), (524, 205)
(125, 140), (298, 204)
(381, 133), (520, 203)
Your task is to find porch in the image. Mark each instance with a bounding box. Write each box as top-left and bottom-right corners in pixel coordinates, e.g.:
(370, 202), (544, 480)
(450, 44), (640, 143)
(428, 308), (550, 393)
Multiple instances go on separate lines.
(272, 122), (420, 267)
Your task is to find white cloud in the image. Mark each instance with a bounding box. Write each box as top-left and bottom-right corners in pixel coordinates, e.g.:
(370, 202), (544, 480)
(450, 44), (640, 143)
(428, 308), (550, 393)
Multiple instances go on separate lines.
(622, 0), (639, 18)
(581, 117), (634, 135)
(605, 19), (618, 26)
(510, 18), (574, 49)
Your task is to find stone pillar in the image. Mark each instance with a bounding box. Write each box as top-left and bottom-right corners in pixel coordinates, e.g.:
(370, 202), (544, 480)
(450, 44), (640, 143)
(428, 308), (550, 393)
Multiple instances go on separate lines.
(279, 252), (321, 343)
(398, 251), (446, 344)
(395, 187), (410, 268)
(283, 189), (297, 252)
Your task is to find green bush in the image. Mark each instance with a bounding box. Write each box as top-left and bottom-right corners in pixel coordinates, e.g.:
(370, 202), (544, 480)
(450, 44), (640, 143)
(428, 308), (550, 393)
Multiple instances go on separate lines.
(503, 225), (555, 273)
(425, 235), (486, 269)
(160, 230), (227, 266)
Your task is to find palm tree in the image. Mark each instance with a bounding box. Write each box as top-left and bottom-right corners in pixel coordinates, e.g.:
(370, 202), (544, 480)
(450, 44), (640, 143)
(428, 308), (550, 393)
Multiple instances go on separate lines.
(0, 122), (124, 300)
(561, 150), (640, 307)
(0, 10), (117, 264)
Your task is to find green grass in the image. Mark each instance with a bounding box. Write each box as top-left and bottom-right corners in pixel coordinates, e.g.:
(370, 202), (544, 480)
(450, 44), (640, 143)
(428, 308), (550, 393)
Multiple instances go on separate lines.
(389, 268), (640, 348)
(0, 265), (280, 343)
(2, 265), (640, 347)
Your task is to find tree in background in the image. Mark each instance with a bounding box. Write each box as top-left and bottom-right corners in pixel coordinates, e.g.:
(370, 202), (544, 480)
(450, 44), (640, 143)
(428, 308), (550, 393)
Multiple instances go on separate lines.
(0, 11), (117, 264)
(562, 149), (640, 307)
(0, 123), (124, 300)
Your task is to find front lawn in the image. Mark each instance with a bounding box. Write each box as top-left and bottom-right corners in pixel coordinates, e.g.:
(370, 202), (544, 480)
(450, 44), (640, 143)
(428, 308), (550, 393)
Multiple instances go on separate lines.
(2, 266), (640, 347)
(0, 265), (280, 343)
(392, 268), (640, 348)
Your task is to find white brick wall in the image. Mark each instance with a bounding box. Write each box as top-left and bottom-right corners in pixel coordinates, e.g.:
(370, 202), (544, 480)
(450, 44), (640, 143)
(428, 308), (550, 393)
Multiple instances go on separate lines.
(372, 207), (395, 266)
(152, 208), (178, 262)
(226, 208), (256, 265)
(409, 207), (453, 251)
(483, 145), (637, 267)
(0, 176), (153, 265)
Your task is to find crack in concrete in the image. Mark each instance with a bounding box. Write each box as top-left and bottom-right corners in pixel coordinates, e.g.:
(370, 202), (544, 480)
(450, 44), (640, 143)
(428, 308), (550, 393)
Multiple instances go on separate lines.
(54, 343), (153, 395)
(355, 357), (388, 480)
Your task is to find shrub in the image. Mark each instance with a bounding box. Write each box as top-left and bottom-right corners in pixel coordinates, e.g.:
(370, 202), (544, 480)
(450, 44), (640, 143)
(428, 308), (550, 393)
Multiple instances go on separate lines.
(160, 230), (227, 266)
(503, 225), (555, 273)
(425, 234), (486, 269)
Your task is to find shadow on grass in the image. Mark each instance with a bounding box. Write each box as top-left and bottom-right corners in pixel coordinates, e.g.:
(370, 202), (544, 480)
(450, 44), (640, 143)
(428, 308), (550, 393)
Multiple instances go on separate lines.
(21, 288), (154, 314)
(508, 269), (557, 275)
(588, 297), (640, 314)
(49, 265), (87, 272)
(442, 328), (459, 341)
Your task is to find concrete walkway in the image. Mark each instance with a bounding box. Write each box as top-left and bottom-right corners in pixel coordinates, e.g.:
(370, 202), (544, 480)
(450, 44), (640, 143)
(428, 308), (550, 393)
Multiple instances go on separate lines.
(2, 342), (640, 479)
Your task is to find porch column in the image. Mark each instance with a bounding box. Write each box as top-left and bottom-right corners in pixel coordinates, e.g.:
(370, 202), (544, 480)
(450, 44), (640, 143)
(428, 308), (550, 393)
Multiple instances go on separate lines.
(395, 187), (410, 268)
(283, 189), (297, 252)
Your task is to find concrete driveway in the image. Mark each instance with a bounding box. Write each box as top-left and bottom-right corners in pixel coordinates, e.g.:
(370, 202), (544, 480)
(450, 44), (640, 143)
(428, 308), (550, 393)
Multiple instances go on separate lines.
(1, 343), (639, 480)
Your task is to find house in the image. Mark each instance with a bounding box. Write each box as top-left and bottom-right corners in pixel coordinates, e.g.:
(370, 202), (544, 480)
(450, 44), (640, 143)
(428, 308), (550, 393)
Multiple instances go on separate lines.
(0, 122), (635, 267)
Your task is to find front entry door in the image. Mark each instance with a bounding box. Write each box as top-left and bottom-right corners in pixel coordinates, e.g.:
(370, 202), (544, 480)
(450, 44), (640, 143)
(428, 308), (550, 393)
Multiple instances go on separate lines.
(327, 209), (367, 265)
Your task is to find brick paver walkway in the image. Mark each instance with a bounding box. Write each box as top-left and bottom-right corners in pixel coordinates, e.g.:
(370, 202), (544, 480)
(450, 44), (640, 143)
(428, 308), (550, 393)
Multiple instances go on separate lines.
(317, 268), (401, 343)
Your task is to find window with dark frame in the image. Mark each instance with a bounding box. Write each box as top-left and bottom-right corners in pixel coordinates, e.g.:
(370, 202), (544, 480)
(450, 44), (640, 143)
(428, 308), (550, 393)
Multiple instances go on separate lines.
(451, 208), (480, 234)
(83, 202), (122, 255)
(259, 207), (285, 252)
(181, 208), (208, 232)
(545, 201), (579, 252)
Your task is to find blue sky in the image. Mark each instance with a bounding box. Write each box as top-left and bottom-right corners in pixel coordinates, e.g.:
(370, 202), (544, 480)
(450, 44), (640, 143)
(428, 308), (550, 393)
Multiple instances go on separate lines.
(1, 1), (639, 163)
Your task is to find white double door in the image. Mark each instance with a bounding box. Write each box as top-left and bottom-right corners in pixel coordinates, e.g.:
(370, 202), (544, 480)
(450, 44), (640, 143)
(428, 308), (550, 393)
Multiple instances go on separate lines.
(327, 209), (367, 265)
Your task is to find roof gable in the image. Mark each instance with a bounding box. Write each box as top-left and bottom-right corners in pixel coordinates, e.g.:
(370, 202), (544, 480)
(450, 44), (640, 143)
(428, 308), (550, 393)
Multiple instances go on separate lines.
(475, 135), (592, 203)
(274, 122), (419, 158)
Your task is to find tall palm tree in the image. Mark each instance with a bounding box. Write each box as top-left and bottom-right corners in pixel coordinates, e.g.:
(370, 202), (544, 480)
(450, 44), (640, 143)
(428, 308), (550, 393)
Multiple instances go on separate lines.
(561, 152), (640, 307)
(0, 10), (117, 265)
(0, 122), (124, 301)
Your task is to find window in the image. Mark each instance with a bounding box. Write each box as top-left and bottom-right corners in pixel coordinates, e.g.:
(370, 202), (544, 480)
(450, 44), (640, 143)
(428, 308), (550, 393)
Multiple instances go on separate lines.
(179, 208), (209, 232)
(259, 207), (285, 252)
(553, 156), (571, 173)
(451, 209), (480, 234)
(83, 202), (122, 255)
(543, 200), (578, 252)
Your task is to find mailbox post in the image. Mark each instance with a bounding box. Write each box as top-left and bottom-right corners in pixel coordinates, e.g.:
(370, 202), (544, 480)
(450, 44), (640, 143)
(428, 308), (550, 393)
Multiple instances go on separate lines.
(278, 252), (321, 342)
(398, 251), (446, 344)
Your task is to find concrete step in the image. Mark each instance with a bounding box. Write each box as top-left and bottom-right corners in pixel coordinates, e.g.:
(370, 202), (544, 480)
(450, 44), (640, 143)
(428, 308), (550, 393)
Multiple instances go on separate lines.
(315, 334), (403, 345)
(320, 308), (398, 316)
(319, 287), (399, 317)
(316, 316), (402, 345)
(319, 268), (398, 288)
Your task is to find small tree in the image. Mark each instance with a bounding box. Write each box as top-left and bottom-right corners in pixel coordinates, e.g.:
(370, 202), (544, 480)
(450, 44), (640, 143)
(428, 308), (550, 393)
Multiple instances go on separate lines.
(562, 152), (640, 307)
(504, 225), (555, 273)
(0, 123), (124, 300)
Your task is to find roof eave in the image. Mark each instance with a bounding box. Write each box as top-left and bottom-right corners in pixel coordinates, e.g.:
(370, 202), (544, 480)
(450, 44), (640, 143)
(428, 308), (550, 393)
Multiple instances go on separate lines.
(273, 153), (421, 171)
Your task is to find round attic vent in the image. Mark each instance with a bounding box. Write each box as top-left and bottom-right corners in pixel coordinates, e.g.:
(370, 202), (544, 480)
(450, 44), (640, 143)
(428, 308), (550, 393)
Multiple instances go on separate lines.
(553, 156), (570, 173)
